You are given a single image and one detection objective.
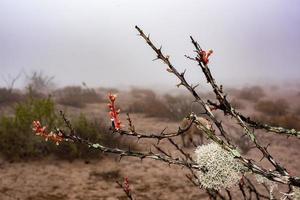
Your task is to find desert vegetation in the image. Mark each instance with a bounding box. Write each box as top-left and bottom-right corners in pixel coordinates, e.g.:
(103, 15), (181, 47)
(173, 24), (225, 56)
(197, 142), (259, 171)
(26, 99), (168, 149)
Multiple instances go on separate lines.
(237, 86), (266, 102)
(0, 26), (299, 200)
(0, 96), (133, 161)
(54, 86), (104, 108)
(125, 88), (205, 121)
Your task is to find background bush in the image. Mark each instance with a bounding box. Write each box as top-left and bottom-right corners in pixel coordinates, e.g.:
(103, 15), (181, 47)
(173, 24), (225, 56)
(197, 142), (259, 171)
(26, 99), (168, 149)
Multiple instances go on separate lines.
(126, 89), (205, 121)
(0, 97), (131, 161)
(253, 114), (300, 130)
(238, 86), (265, 102)
(0, 88), (24, 106)
(163, 94), (205, 121)
(54, 86), (104, 108)
(54, 114), (134, 160)
(25, 71), (55, 95)
(125, 89), (171, 119)
(0, 97), (59, 160)
(294, 105), (300, 116)
(230, 98), (245, 110)
(254, 99), (289, 116)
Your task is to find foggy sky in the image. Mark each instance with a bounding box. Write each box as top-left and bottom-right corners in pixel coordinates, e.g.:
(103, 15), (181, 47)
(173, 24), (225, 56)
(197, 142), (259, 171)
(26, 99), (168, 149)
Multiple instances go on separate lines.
(0, 0), (299, 89)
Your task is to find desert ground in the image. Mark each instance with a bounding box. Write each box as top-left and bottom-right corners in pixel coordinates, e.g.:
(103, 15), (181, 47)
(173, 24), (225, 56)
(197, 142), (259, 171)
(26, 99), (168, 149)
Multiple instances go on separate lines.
(0, 85), (299, 200)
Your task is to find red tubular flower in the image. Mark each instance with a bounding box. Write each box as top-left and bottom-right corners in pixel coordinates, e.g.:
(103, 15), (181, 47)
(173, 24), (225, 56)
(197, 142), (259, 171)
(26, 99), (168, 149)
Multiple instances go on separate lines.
(108, 93), (122, 130)
(198, 49), (213, 65)
(32, 120), (63, 145)
(124, 177), (131, 193)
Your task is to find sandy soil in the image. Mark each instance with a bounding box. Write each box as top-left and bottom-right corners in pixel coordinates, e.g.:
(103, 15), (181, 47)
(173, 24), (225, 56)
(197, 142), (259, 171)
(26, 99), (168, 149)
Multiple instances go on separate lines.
(0, 88), (299, 200)
(0, 115), (209, 200)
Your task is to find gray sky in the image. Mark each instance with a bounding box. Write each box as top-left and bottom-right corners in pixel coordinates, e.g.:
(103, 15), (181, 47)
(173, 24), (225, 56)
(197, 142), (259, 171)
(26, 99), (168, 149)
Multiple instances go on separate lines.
(0, 0), (299, 89)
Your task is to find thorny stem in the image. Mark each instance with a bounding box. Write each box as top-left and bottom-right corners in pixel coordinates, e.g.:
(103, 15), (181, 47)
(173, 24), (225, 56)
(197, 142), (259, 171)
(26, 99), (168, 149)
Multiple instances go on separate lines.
(189, 36), (292, 174)
(135, 25), (300, 187)
(238, 115), (300, 139)
(57, 112), (208, 173)
(134, 26), (232, 145)
(187, 38), (300, 140)
(32, 25), (300, 200)
(116, 113), (196, 142)
(188, 36), (297, 180)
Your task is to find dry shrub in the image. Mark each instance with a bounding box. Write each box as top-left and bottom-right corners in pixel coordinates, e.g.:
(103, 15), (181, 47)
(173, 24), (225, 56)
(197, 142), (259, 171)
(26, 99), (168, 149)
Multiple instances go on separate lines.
(230, 98), (245, 110)
(224, 87), (240, 96)
(127, 96), (171, 119)
(21, 71), (57, 100)
(254, 99), (289, 116)
(26, 72), (54, 95)
(98, 87), (119, 95)
(126, 89), (204, 121)
(253, 114), (300, 130)
(294, 105), (300, 116)
(238, 86), (265, 102)
(130, 88), (156, 99)
(271, 114), (300, 130)
(126, 88), (171, 118)
(54, 86), (104, 108)
(25, 86), (47, 100)
(0, 97), (136, 161)
(164, 94), (205, 121)
(0, 88), (24, 106)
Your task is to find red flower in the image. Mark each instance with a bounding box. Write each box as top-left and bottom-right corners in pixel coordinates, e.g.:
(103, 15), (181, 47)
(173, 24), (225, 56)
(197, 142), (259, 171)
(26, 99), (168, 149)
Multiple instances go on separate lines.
(108, 93), (122, 130)
(32, 120), (63, 145)
(198, 49), (213, 65)
(124, 177), (131, 193)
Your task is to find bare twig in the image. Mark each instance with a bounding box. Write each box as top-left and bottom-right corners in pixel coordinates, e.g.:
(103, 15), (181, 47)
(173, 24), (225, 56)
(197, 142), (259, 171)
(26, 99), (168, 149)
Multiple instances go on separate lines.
(2, 71), (22, 92)
(34, 115), (207, 172)
(116, 115), (195, 142)
(188, 37), (300, 140)
(135, 25), (300, 187)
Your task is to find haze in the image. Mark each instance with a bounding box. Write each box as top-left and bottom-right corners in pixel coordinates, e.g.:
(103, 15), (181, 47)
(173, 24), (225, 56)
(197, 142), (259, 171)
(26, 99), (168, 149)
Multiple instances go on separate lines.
(0, 0), (299, 89)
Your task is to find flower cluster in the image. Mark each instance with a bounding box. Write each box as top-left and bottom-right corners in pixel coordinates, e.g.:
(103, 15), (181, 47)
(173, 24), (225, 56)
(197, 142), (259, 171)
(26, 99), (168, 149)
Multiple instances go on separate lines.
(197, 49), (213, 65)
(108, 93), (122, 130)
(32, 120), (63, 145)
(194, 142), (245, 190)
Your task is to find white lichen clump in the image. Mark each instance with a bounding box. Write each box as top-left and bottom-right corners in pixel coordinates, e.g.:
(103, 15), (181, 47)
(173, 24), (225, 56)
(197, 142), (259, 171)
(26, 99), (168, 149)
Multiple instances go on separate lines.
(293, 187), (300, 200)
(194, 143), (245, 190)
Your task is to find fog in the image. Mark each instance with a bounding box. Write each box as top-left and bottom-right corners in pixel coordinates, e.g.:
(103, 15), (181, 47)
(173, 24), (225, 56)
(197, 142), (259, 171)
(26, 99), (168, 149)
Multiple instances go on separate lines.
(0, 0), (299, 90)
